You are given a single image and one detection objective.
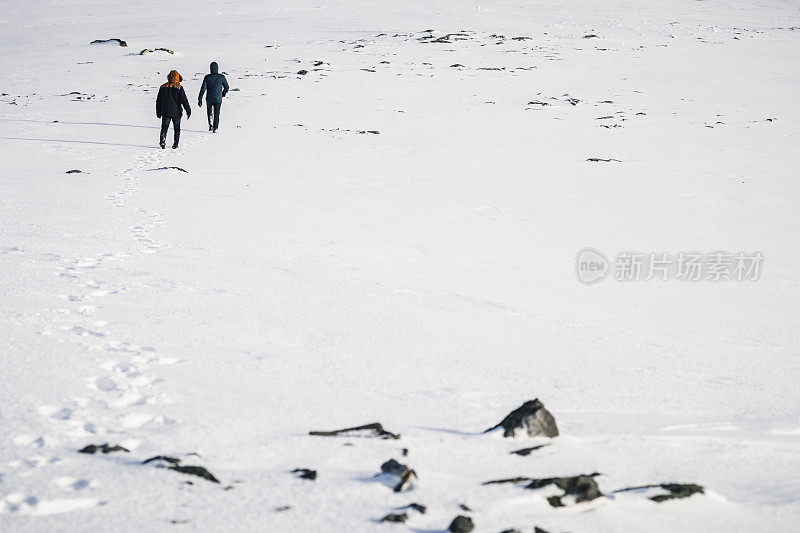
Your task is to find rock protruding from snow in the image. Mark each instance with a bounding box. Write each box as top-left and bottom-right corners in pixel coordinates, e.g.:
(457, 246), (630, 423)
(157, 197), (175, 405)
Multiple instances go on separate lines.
(381, 512), (408, 523)
(485, 399), (559, 438)
(614, 483), (704, 502)
(91, 38), (127, 47)
(448, 515), (475, 532)
(292, 468), (317, 480)
(483, 473), (602, 507)
(510, 444), (550, 456)
(78, 443), (129, 454)
(375, 459), (417, 492)
(139, 48), (174, 55)
(397, 502), (426, 514)
(310, 422), (400, 439)
(142, 455), (220, 483)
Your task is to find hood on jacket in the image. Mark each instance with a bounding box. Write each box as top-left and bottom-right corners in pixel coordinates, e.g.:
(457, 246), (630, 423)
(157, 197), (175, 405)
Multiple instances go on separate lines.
(210, 62), (219, 74)
(165, 69), (183, 88)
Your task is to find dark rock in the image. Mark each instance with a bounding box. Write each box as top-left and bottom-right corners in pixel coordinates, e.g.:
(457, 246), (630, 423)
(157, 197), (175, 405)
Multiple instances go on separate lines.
(484, 473), (602, 507)
(534, 528), (551, 533)
(310, 422), (399, 439)
(614, 483), (704, 502)
(448, 515), (474, 533)
(143, 456), (219, 483)
(139, 48), (174, 55)
(361, 68), (376, 72)
(485, 399), (559, 438)
(401, 448), (409, 456)
(511, 36), (531, 41)
(584, 34), (599, 38)
(381, 513), (409, 523)
(357, 130), (380, 135)
(531, 474), (602, 506)
(66, 169), (83, 174)
(587, 157), (621, 162)
(652, 483), (704, 502)
(510, 444), (549, 456)
(377, 459), (417, 492)
(483, 476), (538, 485)
(170, 465), (220, 484)
(450, 64), (465, 68)
(297, 70), (308, 75)
(149, 166), (188, 172)
(566, 97), (580, 105)
(500, 529), (524, 533)
(527, 100), (550, 106)
(292, 468), (317, 480)
(274, 505), (292, 512)
(458, 503), (472, 511)
(397, 503), (426, 514)
(143, 455), (181, 466)
(91, 38), (127, 47)
(79, 443), (129, 454)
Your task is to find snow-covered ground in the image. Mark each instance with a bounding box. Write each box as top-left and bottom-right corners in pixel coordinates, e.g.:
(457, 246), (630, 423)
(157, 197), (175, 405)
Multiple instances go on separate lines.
(1, 0), (799, 531)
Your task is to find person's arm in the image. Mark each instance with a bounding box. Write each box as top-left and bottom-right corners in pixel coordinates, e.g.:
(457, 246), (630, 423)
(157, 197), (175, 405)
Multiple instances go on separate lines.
(221, 76), (229, 97)
(198, 76), (207, 106)
(180, 87), (191, 118)
(156, 87), (163, 118)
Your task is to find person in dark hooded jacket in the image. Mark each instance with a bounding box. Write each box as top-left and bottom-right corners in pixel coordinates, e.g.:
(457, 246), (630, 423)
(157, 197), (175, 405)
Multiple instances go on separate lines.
(197, 62), (229, 132)
(156, 70), (191, 149)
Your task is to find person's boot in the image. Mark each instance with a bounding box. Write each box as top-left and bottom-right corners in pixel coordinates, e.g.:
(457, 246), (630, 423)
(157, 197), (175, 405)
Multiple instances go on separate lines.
(160, 141), (165, 149)
(172, 143), (179, 149)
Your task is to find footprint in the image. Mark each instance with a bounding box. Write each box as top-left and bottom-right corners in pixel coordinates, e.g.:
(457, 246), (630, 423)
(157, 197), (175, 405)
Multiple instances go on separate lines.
(77, 305), (98, 316)
(54, 477), (97, 491)
(0, 493), (100, 515)
(111, 392), (147, 407)
(67, 326), (105, 338)
(91, 376), (118, 392)
(38, 405), (73, 420)
(75, 259), (99, 268)
(13, 435), (45, 447)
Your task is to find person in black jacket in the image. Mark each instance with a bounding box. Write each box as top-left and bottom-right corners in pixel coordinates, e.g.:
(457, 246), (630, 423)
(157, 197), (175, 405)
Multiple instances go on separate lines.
(156, 70), (191, 149)
(197, 62), (229, 133)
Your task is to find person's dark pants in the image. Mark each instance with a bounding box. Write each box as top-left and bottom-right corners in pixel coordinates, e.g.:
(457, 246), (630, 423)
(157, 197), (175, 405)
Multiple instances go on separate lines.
(160, 115), (181, 147)
(207, 102), (221, 131)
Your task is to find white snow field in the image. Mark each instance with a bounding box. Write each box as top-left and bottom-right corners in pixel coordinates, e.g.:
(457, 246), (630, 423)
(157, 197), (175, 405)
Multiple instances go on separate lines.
(1, 0), (799, 531)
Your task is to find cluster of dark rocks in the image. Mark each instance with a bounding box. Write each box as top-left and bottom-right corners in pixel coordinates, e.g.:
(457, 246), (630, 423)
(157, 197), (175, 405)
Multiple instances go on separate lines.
(75, 399), (703, 529)
(78, 444), (221, 485)
(307, 398), (703, 530)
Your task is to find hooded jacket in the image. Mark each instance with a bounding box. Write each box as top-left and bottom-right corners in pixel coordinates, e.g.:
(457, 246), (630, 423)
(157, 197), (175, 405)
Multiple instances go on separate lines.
(198, 62), (229, 105)
(156, 70), (191, 118)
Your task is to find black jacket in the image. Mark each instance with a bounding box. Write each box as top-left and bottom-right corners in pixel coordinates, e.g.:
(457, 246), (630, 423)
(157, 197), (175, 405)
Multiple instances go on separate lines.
(156, 84), (191, 118)
(198, 62), (229, 104)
